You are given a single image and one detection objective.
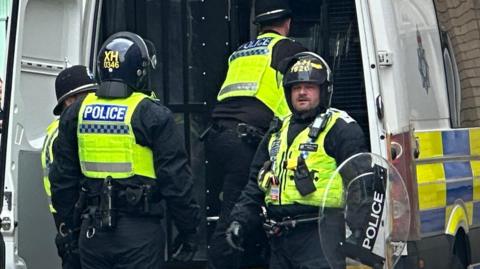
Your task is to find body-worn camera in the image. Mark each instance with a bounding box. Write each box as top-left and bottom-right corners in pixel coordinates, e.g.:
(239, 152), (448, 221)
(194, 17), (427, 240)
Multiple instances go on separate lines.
(293, 156), (316, 196)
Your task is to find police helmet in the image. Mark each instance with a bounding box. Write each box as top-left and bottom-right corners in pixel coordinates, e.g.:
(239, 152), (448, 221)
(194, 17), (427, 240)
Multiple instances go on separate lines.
(96, 31), (157, 98)
(282, 52), (333, 111)
(53, 65), (97, 115)
(254, 0), (292, 25)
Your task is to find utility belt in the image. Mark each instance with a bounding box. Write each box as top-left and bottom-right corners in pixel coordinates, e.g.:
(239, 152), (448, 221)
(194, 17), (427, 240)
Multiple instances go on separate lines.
(263, 213), (320, 237)
(199, 119), (265, 145)
(80, 177), (161, 237)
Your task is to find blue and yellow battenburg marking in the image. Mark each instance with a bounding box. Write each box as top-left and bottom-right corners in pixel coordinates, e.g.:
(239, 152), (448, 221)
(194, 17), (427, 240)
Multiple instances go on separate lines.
(415, 128), (480, 235)
(79, 104), (129, 134)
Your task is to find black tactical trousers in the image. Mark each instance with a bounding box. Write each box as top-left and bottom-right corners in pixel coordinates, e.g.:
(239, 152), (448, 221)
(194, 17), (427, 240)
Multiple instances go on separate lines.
(269, 212), (346, 269)
(79, 215), (164, 269)
(269, 223), (330, 269)
(206, 123), (269, 269)
(53, 213), (82, 269)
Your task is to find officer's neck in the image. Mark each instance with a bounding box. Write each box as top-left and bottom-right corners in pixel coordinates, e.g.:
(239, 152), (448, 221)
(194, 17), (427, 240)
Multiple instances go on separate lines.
(292, 111), (316, 123)
(292, 107), (325, 123)
(260, 27), (287, 36)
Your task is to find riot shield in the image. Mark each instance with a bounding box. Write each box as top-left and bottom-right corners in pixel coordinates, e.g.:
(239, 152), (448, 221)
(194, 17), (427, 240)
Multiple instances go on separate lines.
(318, 153), (410, 269)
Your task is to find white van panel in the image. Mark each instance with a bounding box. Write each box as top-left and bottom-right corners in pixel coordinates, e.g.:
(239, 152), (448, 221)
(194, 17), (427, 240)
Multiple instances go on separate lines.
(21, 0), (84, 146)
(2, 0), (93, 268)
(392, 0), (450, 130)
(367, 0), (450, 134)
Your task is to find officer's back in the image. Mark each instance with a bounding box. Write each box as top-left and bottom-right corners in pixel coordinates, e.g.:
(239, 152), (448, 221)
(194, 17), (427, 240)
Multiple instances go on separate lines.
(50, 31), (200, 269)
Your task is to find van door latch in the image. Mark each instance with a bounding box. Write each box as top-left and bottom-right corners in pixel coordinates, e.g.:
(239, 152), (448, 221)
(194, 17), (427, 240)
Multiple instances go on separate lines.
(377, 51), (393, 66)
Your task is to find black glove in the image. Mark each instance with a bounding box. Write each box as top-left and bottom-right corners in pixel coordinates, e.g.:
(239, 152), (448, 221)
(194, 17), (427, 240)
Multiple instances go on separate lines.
(172, 232), (198, 262)
(226, 221), (244, 251)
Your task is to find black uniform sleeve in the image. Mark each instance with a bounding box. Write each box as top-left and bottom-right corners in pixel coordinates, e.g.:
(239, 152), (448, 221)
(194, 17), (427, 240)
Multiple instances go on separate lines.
(229, 134), (270, 228)
(324, 117), (368, 165)
(50, 99), (83, 229)
(271, 38), (308, 73)
(132, 99), (200, 234)
(324, 116), (374, 234)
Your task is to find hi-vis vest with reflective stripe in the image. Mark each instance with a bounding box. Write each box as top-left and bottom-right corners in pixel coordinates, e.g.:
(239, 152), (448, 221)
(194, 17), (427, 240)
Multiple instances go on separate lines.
(265, 110), (345, 207)
(218, 32), (290, 118)
(41, 119), (59, 213)
(78, 92), (155, 179)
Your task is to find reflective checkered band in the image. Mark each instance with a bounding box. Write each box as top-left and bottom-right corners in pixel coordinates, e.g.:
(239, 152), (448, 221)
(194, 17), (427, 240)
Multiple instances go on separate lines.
(230, 48), (269, 61)
(79, 123), (129, 134)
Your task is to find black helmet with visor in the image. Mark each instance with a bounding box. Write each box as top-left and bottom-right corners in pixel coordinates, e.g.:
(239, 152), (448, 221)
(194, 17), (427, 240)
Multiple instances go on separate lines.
(281, 52), (333, 111)
(96, 31), (157, 98)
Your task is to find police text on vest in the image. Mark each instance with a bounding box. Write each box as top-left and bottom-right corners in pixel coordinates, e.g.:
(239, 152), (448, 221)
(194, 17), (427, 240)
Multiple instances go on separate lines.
(83, 105), (127, 122)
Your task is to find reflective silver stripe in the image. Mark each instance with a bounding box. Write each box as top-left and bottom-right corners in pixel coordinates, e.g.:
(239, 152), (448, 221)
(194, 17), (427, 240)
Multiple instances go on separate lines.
(219, 82), (258, 96)
(81, 162), (132, 173)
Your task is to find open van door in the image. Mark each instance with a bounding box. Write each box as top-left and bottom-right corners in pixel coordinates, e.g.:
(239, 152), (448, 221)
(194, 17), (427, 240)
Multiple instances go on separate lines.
(0, 0), (15, 267)
(0, 0), (99, 268)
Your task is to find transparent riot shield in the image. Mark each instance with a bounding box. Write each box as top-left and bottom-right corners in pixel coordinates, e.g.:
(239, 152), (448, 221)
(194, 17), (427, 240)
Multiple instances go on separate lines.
(318, 153), (410, 269)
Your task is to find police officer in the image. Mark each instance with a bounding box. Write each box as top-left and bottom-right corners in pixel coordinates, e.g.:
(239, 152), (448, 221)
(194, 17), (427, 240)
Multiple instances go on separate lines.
(50, 32), (200, 269)
(206, 1), (306, 268)
(42, 65), (97, 269)
(225, 52), (368, 269)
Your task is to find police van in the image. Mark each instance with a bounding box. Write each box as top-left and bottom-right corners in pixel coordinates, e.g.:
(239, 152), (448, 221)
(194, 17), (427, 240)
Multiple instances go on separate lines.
(0, 0), (479, 268)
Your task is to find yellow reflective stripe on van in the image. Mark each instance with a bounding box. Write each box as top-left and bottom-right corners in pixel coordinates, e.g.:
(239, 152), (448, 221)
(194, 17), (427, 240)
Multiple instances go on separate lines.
(470, 129), (480, 155)
(473, 160), (480, 201)
(415, 128), (480, 235)
(416, 131), (443, 159)
(445, 203), (472, 235)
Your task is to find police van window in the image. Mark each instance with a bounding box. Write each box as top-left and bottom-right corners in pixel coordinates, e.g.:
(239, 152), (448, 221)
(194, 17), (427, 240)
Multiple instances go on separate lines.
(289, 0), (369, 142)
(434, 0), (480, 127)
(290, 1), (325, 52)
(440, 31), (461, 128)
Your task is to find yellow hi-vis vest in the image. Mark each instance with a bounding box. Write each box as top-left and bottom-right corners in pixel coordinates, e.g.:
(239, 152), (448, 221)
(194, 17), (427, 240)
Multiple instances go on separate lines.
(218, 32), (290, 118)
(41, 119), (59, 213)
(263, 110), (345, 207)
(77, 92), (156, 179)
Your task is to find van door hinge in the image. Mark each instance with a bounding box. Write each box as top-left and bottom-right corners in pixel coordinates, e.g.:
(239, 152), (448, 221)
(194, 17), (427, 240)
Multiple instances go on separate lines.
(377, 51), (393, 66)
